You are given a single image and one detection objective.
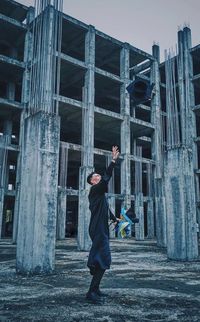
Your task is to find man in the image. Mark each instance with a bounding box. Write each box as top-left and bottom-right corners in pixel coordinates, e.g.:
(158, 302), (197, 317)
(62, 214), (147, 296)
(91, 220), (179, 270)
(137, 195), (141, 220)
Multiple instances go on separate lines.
(86, 146), (120, 304)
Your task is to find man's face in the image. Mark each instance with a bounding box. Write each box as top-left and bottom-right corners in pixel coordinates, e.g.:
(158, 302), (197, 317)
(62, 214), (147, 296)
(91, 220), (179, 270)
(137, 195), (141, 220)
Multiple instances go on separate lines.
(91, 173), (101, 185)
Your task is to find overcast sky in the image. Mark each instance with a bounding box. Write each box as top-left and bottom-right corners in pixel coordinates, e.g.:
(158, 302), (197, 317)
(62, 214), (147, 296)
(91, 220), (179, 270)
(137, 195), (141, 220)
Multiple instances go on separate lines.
(17, 0), (200, 62)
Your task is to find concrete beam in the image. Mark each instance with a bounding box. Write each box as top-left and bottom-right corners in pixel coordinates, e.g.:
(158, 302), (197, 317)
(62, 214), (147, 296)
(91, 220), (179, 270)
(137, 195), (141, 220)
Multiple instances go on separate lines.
(0, 97), (22, 109)
(0, 54), (25, 69)
(95, 67), (122, 83)
(94, 106), (123, 120)
(59, 52), (87, 70)
(62, 13), (89, 31)
(130, 60), (151, 74)
(129, 154), (156, 165)
(0, 13), (27, 30)
(192, 73), (200, 81)
(55, 95), (84, 109)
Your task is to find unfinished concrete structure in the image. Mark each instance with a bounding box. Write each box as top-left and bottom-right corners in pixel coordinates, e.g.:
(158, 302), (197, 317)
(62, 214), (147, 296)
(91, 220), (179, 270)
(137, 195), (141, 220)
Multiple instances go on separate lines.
(0, 0), (199, 272)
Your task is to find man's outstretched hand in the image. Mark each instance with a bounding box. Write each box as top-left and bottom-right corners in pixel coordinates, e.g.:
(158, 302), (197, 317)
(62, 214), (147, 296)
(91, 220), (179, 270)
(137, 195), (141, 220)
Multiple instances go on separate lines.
(112, 146), (120, 161)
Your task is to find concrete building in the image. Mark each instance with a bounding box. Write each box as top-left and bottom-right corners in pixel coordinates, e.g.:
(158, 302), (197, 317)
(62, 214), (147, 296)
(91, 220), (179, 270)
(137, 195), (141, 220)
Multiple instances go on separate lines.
(0, 0), (199, 273)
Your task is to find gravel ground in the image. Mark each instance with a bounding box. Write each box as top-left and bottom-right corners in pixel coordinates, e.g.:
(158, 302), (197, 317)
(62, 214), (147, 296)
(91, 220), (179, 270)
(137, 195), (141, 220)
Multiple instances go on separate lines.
(0, 238), (200, 322)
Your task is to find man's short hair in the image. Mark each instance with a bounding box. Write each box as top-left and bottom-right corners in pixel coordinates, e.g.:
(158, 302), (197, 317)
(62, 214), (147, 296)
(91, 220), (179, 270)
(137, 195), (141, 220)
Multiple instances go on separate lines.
(87, 172), (95, 185)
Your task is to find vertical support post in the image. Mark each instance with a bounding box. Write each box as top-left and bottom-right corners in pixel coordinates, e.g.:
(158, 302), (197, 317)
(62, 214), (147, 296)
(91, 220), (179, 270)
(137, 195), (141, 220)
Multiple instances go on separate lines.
(56, 188), (67, 240)
(135, 193), (144, 240)
(16, 1), (62, 273)
(165, 148), (198, 260)
(0, 119), (12, 237)
(151, 44), (167, 246)
(77, 25), (95, 251)
(108, 196), (116, 238)
(165, 27), (198, 260)
(147, 198), (154, 239)
(16, 112), (60, 273)
(13, 7), (34, 243)
(120, 43), (131, 209)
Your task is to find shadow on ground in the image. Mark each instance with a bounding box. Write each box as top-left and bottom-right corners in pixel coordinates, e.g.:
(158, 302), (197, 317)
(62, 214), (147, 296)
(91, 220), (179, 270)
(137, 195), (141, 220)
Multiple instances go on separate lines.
(0, 238), (200, 322)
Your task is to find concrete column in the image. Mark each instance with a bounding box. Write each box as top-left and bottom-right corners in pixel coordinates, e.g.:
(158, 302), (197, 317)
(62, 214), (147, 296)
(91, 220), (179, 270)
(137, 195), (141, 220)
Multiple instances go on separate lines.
(155, 178), (167, 247)
(0, 188), (4, 237)
(77, 26), (95, 251)
(108, 195), (116, 238)
(56, 188), (67, 240)
(120, 43), (131, 209)
(13, 7), (34, 243)
(0, 119), (12, 237)
(135, 193), (144, 240)
(16, 111), (60, 274)
(165, 148), (198, 260)
(78, 166), (93, 250)
(151, 44), (167, 246)
(147, 197), (154, 239)
(164, 27), (198, 260)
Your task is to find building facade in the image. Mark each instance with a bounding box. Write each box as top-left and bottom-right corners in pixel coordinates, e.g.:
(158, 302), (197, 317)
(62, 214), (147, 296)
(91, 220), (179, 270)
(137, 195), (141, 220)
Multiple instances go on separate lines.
(0, 0), (199, 272)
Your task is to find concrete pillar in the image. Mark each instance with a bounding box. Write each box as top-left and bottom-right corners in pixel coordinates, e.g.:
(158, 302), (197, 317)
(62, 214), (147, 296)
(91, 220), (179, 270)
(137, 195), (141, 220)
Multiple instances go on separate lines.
(147, 197), (154, 239)
(164, 27), (198, 260)
(155, 178), (167, 247)
(77, 26), (95, 251)
(0, 119), (12, 237)
(120, 43), (131, 209)
(16, 111), (60, 274)
(0, 188), (4, 237)
(151, 44), (167, 246)
(78, 166), (93, 250)
(13, 7), (34, 243)
(165, 148), (198, 260)
(108, 195), (116, 238)
(56, 188), (67, 240)
(135, 193), (144, 240)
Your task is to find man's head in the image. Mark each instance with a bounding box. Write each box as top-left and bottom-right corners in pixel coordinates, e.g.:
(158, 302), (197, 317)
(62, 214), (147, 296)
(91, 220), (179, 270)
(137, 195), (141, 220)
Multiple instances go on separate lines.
(87, 172), (102, 185)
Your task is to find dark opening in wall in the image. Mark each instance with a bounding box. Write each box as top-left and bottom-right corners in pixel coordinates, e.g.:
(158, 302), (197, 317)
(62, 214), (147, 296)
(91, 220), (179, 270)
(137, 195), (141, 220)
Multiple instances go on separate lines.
(0, 81), (7, 98)
(196, 115), (200, 137)
(66, 196), (78, 237)
(194, 80), (200, 105)
(135, 107), (151, 123)
(192, 49), (200, 76)
(94, 112), (121, 150)
(95, 35), (120, 76)
(62, 18), (86, 62)
(160, 85), (166, 112)
(60, 106), (82, 145)
(15, 83), (22, 102)
(1, 196), (14, 238)
(67, 150), (81, 190)
(60, 60), (85, 101)
(95, 73), (121, 113)
(0, 43), (10, 56)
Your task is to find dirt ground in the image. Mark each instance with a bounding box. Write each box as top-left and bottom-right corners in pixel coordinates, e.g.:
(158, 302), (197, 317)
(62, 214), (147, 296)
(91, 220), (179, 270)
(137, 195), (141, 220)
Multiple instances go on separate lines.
(0, 238), (200, 322)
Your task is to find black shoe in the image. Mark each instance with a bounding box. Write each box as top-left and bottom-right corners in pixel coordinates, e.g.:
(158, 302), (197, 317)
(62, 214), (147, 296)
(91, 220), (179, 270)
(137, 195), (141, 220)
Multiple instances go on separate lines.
(96, 289), (108, 297)
(86, 291), (103, 304)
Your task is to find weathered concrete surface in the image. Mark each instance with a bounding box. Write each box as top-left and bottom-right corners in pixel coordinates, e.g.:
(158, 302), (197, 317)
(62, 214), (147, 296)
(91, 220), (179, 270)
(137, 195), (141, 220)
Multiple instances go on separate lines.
(0, 238), (200, 322)
(16, 112), (60, 274)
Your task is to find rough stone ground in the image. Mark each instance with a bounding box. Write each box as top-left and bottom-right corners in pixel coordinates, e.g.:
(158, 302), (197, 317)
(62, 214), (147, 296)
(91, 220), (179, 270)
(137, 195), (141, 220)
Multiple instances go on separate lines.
(0, 238), (200, 322)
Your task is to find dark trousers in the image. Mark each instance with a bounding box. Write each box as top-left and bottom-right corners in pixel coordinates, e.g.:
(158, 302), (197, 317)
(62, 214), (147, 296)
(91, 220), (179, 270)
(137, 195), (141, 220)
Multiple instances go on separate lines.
(89, 266), (105, 293)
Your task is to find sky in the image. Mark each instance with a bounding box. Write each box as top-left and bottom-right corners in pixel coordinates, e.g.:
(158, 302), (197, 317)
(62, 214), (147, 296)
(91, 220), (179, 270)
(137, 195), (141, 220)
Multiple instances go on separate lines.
(17, 0), (200, 62)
